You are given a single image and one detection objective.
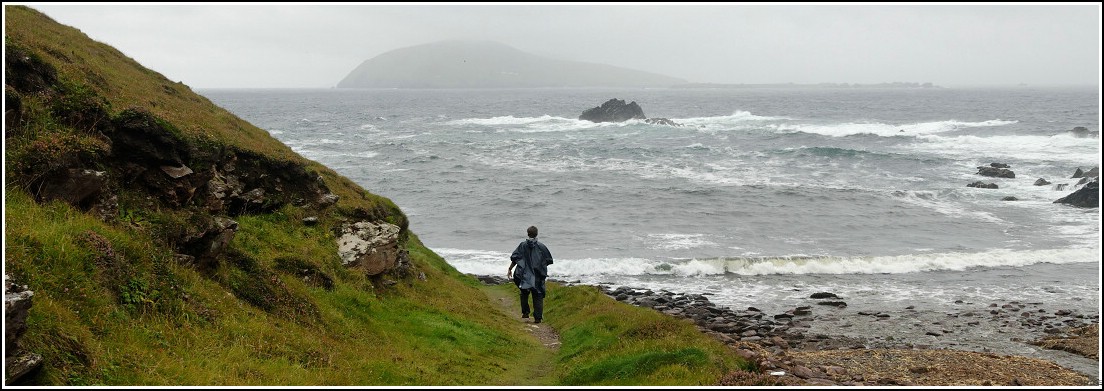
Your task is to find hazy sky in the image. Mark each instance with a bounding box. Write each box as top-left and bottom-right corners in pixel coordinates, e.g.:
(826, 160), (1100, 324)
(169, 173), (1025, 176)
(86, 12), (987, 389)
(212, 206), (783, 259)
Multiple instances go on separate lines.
(21, 3), (1102, 88)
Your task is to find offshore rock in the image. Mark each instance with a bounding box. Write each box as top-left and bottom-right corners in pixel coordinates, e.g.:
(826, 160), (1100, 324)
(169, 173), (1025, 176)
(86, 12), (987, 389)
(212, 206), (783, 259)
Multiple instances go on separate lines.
(338, 221), (403, 275)
(1054, 178), (1098, 208)
(579, 98), (646, 122)
(1034, 178), (1051, 186)
(1067, 126), (1098, 138)
(645, 117), (682, 126)
(967, 181), (998, 189)
(977, 166), (1015, 178)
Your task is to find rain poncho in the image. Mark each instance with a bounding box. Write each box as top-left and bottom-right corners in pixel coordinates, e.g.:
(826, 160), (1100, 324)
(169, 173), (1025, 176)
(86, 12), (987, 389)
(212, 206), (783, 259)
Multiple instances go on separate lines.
(510, 238), (554, 295)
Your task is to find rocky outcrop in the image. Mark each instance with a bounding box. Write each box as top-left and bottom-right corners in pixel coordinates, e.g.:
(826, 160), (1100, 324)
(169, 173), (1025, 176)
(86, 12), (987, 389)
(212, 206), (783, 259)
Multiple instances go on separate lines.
(976, 166), (1015, 178)
(579, 98), (646, 122)
(181, 216), (239, 269)
(579, 98), (682, 126)
(1067, 126), (1098, 138)
(38, 169), (106, 208)
(645, 117), (682, 126)
(1071, 166), (1098, 179)
(967, 181), (998, 189)
(1033, 178), (1051, 186)
(1054, 178), (1098, 208)
(5, 274), (43, 385)
(338, 221), (407, 275)
(988, 162), (1010, 169)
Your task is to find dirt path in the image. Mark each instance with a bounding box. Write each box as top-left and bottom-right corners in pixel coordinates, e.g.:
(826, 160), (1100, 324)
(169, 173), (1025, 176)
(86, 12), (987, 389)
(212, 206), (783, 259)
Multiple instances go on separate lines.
(480, 284), (562, 385)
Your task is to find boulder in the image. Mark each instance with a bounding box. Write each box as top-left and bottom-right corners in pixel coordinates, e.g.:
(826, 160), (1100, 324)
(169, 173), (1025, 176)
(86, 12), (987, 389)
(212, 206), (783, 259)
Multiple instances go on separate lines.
(38, 168), (105, 207)
(1034, 178), (1051, 186)
(1071, 168), (1084, 178)
(1001, 196), (1018, 201)
(579, 98), (646, 123)
(967, 181), (999, 189)
(4, 275), (33, 353)
(1084, 167), (1099, 178)
(645, 117), (681, 126)
(176, 216), (239, 269)
(338, 221), (404, 275)
(5, 274), (43, 385)
(1067, 126), (1098, 138)
(989, 162), (1010, 169)
(977, 166), (1015, 178)
(1054, 179), (1098, 208)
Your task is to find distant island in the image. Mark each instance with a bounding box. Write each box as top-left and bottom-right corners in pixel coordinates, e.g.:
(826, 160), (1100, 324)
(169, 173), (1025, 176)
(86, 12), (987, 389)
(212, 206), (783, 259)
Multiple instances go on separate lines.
(672, 82), (940, 89)
(336, 40), (687, 88)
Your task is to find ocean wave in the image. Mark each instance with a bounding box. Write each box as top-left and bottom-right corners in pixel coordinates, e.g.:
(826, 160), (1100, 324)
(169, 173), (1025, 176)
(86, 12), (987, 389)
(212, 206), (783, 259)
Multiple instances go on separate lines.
(891, 189), (1007, 224)
(905, 133), (1101, 163)
(776, 119), (1017, 138)
(445, 114), (571, 126)
(676, 110), (788, 124)
(442, 114), (641, 133)
(436, 247), (1099, 277)
(638, 233), (719, 251)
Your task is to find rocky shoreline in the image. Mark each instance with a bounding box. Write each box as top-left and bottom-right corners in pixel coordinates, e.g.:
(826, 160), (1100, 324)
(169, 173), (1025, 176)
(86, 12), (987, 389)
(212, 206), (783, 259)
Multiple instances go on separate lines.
(475, 275), (1099, 386)
(593, 284), (1098, 386)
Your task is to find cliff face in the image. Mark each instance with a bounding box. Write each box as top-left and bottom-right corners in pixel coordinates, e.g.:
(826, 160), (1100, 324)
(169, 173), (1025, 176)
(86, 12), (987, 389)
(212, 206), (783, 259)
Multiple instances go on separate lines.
(2, 6), (500, 385)
(337, 40), (687, 88)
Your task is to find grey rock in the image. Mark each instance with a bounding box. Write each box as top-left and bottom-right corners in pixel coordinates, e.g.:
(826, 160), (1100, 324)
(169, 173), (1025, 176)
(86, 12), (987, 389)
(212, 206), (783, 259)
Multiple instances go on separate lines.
(160, 164), (194, 178)
(967, 181), (999, 189)
(337, 221), (403, 275)
(1054, 178), (1098, 208)
(579, 98), (646, 123)
(977, 166), (1015, 178)
(810, 292), (839, 299)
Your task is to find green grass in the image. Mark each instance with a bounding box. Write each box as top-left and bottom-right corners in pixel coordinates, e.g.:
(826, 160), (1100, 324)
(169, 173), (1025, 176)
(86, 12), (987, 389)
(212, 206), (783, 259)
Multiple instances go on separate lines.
(484, 283), (750, 386)
(4, 188), (539, 385)
(543, 284), (751, 385)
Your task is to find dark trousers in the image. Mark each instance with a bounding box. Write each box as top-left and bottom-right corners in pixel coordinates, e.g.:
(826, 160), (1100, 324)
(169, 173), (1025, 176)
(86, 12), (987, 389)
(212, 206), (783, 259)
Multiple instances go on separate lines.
(519, 287), (545, 320)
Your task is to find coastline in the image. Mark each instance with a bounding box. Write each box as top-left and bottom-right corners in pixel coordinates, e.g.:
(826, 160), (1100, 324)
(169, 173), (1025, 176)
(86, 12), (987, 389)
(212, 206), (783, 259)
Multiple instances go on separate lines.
(595, 282), (1100, 386)
(478, 275), (1099, 386)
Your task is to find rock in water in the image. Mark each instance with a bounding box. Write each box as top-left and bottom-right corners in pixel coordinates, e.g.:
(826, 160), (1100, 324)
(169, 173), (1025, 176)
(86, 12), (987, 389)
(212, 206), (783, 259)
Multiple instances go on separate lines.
(977, 166), (1015, 178)
(645, 117), (682, 126)
(1067, 126), (1097, 138)
(579, 98), (646, 122)
(1054, 179), (1098, 208)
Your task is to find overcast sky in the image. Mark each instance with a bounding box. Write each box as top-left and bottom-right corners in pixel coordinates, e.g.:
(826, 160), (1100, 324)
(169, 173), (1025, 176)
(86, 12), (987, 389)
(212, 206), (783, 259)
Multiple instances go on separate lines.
(21, 3), (1102, 89)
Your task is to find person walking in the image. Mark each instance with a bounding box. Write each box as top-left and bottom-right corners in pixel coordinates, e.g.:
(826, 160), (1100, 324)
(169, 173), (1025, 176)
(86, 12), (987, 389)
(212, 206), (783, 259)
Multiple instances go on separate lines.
(507, 226), (554, 323)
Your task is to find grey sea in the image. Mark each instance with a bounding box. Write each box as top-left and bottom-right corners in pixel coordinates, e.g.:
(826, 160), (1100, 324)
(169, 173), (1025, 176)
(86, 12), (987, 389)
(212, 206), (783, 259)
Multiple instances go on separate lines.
(202, 86), (1101, 378)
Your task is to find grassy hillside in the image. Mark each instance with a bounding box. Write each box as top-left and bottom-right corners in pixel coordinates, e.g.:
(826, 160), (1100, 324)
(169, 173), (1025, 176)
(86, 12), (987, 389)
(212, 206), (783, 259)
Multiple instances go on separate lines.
(4, 5), (747, 386)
